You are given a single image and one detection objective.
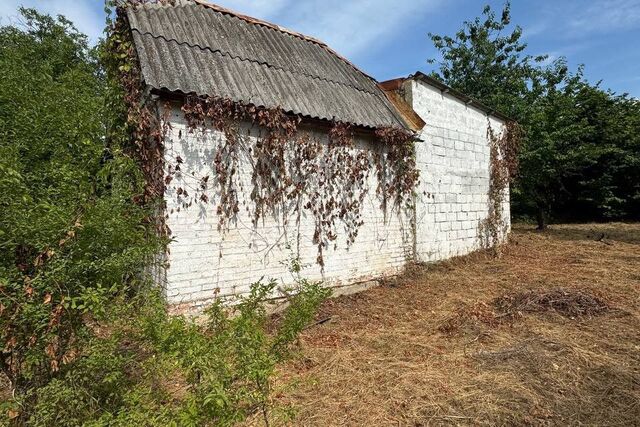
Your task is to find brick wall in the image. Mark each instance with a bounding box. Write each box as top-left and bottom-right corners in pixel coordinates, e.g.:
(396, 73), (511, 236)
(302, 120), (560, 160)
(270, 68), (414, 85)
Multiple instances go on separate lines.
(161, 80), (509, 308)
(162, 106), (412, 308)
(405, 79), (509, 262)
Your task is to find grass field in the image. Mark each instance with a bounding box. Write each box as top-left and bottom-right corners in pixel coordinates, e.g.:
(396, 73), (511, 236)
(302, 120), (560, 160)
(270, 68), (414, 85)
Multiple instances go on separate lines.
(256, 223), (640, 426)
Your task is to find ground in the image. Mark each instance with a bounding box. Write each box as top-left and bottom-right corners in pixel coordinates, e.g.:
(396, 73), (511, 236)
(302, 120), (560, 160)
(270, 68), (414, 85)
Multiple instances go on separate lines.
(257, 223), (640, 426)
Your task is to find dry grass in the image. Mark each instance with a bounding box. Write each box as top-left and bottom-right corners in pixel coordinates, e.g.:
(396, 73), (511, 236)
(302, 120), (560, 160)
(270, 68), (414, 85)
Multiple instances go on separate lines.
(254, 223), (640, 426)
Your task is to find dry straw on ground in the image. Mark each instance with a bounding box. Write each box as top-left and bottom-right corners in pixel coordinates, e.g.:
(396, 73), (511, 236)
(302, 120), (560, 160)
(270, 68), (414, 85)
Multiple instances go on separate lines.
(249, 223), (640, 426)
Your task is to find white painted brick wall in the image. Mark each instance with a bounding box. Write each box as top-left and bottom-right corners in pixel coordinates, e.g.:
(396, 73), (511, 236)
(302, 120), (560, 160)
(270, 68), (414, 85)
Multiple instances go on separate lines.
(162, 106), (412, 307)
(161, 80), (511, 307)
(406, 80), (510, 263)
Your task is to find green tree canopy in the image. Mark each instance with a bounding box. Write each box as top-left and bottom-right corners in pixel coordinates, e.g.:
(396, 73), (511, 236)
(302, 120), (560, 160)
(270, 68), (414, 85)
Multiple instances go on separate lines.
(428, 1), (640, 228)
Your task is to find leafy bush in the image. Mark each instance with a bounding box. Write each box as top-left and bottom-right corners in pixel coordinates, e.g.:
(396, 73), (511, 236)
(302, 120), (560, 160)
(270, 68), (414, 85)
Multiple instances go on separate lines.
(2, 280), (329, 426)
(0, 7), (162, 401)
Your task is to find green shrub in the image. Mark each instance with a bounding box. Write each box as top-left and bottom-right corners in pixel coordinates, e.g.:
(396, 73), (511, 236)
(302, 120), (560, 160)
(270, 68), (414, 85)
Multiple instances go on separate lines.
(2, 280), (330, 426)
(0, 8), (163, 401)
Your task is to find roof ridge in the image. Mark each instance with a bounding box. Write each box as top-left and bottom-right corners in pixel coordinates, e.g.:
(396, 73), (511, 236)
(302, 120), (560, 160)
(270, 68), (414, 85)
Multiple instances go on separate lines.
(190, 0), (379, 84)
(132, 29), (381, 97)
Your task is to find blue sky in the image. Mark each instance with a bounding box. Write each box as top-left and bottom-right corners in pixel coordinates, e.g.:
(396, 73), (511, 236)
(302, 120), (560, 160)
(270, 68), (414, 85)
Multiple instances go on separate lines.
(1, 0), (639, 96)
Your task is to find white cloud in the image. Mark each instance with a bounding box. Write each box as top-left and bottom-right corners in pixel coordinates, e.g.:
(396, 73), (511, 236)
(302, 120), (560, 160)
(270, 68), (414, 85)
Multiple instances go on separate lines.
(520, 0), (640, 44)
(0, 0), (104, 42)
(294, 0), (440, 58)
(1, 0), (441, 58)
(567, 0), (640, 35)
(212, 0), (289, 20)
(521, 22), (548, 41)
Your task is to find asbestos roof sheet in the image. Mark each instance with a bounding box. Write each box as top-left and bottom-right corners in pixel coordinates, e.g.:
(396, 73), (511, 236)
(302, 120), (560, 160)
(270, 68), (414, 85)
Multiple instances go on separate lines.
(127, 0), (407, 129)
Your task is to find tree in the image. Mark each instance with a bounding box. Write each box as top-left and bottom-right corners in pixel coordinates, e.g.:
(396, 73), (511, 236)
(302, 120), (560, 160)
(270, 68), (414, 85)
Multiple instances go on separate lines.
(427, 2), (545, 120)
(560, 85), (640, 220)
(0, 8), (160, 397)
(516, 63), (591, 228)
(428, 2), (640, 228)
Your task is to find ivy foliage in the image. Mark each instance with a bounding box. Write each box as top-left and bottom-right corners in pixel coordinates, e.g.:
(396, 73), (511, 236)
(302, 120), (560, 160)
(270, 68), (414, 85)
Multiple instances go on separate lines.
(175, 93), (418, 268)
(428, 2), (640, 228)
(482, 121), (522, 254)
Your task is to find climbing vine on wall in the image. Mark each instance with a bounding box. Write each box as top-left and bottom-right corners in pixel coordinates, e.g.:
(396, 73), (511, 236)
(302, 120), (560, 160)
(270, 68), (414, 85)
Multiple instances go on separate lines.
(105, 1), (172, 237)
(168, 93), (419, 267)
(310, 123), (372, 266)
(482, 120), (522, 255)
(374, 127), (420, 214)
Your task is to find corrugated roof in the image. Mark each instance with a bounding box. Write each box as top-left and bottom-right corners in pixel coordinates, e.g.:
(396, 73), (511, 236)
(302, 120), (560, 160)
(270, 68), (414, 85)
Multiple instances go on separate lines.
(126, 0), (407, 129)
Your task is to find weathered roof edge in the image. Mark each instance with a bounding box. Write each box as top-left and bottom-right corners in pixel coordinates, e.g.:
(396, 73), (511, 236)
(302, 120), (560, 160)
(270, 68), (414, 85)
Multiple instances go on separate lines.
(382, 72), (513, 123)
(379, 84), (426, 132)
(151, 87), (412, 132)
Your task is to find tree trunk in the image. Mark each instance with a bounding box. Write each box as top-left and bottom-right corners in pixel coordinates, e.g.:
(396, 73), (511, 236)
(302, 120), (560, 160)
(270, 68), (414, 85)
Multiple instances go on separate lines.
(536, 206), (547, 231)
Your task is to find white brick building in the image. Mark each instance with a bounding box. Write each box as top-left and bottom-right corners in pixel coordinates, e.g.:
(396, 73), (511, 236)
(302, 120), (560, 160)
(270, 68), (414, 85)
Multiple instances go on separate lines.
(389, 73), (510, 262)
(126, 1), (510, 309)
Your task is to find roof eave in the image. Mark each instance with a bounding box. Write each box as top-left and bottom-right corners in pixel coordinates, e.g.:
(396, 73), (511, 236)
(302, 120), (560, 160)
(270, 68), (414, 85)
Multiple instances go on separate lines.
(150, 88), (403, 133)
